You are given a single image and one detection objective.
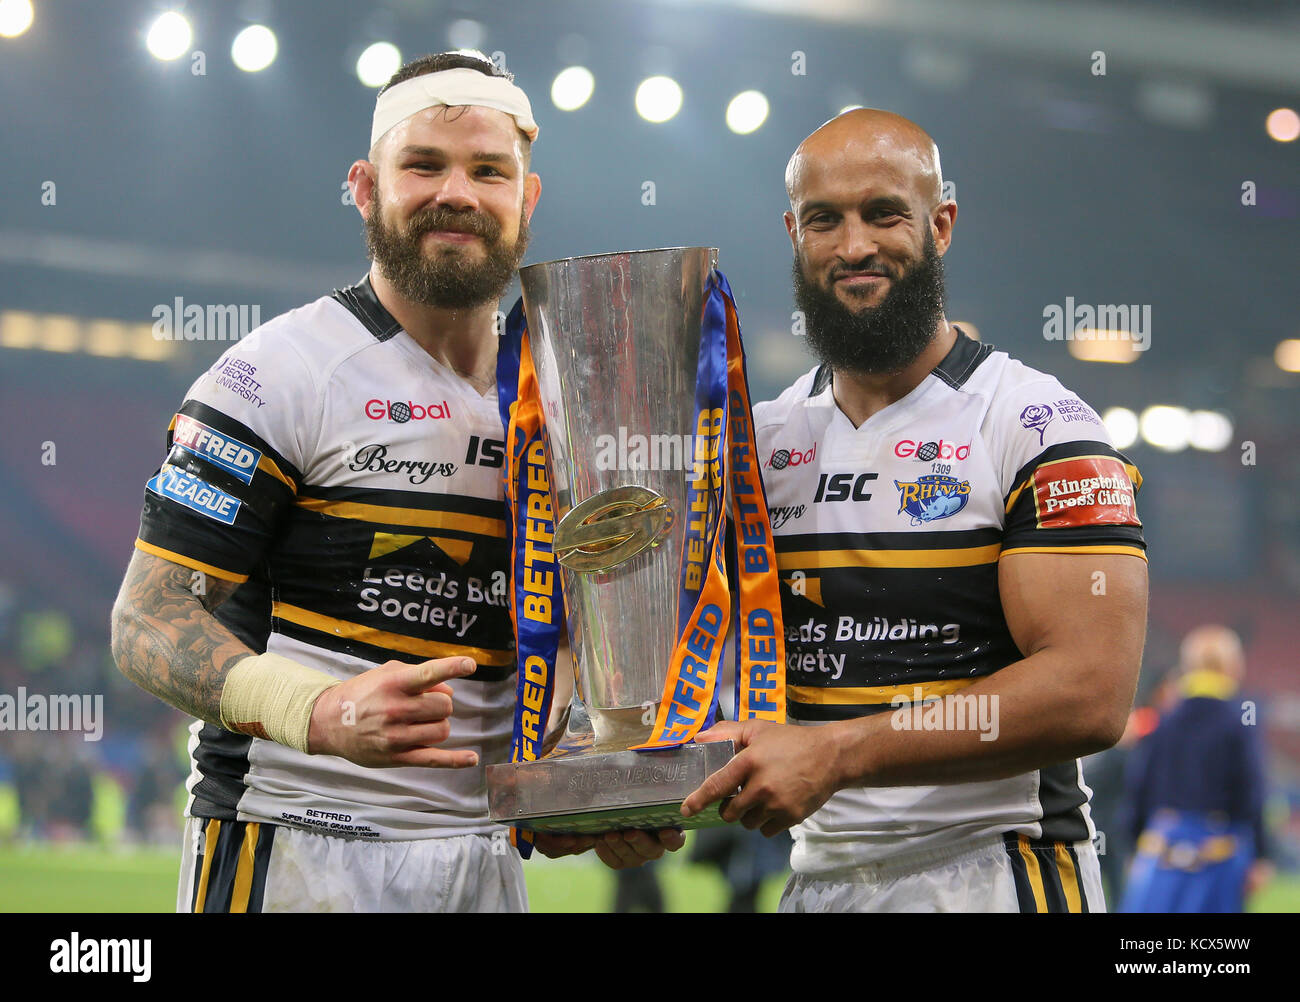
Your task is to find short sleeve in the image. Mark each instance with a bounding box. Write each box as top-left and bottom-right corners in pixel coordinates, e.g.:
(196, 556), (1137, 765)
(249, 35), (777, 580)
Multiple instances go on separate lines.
(135, 328), (317, 582)
(993, 376), (1145, 560)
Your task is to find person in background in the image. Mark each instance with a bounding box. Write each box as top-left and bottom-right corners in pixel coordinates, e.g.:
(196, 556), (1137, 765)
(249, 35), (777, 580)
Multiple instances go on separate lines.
(1118, 625), (1273, 912)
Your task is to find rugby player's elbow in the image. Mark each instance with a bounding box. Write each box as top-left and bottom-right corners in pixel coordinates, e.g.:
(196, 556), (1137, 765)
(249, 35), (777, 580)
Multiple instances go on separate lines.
(1072, 696), (1130, 755)
(109, 595), (143, 685)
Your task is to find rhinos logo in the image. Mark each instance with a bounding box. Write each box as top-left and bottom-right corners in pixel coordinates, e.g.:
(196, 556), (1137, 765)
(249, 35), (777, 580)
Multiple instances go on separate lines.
(894, 475), (972, 526)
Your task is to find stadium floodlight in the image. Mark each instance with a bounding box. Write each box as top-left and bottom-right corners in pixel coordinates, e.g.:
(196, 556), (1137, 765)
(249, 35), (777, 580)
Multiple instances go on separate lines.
(1139, 404), (1191, 452)
(146, 11), (192, 61)
(1101, 407), (1140, 450)
(1275, 338), (1300, 373)
(726, 90), (769, 135)
(1187, 410), (1233, 452)
(1266, 107), (1299, 143)
(447, 19), (485, 51)
(232, 25), (277, 73)
(0, 0), (33, 38)
(635, 76), (683, 123)
(356, 41), (401, 88)
(551, 66), (594, 111)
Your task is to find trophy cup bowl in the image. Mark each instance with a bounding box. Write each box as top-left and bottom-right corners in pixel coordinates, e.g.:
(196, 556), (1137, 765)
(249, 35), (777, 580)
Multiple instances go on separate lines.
(486, 247), (737, 834)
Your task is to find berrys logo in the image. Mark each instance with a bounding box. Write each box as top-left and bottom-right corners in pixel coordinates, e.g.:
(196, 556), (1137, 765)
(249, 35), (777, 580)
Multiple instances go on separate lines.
(765, 442), (816, 470)
(365, 399), (452, 423)
(893, 474), (972, 525)
(894, 438), (971, 462)
(1020, 404), (1054, 445)
(1032, 455), (1140, 530)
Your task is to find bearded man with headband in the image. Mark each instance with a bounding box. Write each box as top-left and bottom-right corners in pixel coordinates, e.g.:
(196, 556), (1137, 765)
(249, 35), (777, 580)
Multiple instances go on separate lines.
(111, 50), (680, 914)
(683, 109), (1149, 912)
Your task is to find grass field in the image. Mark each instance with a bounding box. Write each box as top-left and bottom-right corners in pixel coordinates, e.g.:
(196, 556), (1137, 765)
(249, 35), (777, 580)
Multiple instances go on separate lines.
(0, 839), (786, 913)
(1, 841), (1295, 912)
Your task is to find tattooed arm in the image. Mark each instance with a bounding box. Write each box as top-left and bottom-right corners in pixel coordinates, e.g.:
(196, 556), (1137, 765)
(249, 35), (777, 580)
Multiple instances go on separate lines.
(111, 549), (480, 767)
(110, 550), (250, 725)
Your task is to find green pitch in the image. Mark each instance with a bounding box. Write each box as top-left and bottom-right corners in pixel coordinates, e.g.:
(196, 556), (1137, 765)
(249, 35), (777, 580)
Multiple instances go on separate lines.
(0, 840), (786, 913)
(1, 842), (1296, 913)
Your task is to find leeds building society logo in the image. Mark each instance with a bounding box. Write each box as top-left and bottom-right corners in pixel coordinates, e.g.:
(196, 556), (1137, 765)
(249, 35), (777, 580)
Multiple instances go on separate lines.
(1020, 404), (1054, 445)
(894, 474), (972, 525)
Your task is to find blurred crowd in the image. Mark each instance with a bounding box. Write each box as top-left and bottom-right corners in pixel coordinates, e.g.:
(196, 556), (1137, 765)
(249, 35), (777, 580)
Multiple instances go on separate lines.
(0, 581), (189, 845)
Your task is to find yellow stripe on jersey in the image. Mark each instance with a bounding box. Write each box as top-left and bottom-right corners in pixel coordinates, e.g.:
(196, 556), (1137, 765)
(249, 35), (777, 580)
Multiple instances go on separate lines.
(1005, 461), (1141, 515)
(272, 601), (515, 666)
(777, 543), (1000, 571)
(999, 544), (1147, 561)
(296, 496), (507, 538)
(134, 539), (250, 583)
(256, 455), (297, 494)
(1017, 834), (1049, 913)
(1055, 842), (1083, 913)
(193, 818), (221, 913)
(788, 677), (978, 705)
(229, 822), (261, 914)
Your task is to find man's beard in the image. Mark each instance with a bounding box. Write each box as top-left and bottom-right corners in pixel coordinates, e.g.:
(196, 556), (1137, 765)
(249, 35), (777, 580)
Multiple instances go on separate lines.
(364, 186), (529, 310)
(794, 228), (947, 376)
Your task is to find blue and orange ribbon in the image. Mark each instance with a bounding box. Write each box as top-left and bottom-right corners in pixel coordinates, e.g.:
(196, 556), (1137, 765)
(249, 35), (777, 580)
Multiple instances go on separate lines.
(498, 299), (564, 857)
(498, 270), (786, 853)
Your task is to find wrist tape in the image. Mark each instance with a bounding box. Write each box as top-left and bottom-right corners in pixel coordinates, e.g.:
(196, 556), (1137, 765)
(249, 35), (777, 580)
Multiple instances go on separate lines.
(219, 652), (342, 754)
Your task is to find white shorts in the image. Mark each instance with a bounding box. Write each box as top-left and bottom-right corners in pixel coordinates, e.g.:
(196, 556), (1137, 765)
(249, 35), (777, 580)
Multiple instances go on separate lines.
(176, 816), (527, 913)
(780, 833), (1106, 913)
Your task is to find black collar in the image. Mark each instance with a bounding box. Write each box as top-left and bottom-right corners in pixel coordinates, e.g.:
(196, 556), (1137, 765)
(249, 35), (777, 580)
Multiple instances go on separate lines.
(331, 274), (403, 342)
(809, 326), (993, 398)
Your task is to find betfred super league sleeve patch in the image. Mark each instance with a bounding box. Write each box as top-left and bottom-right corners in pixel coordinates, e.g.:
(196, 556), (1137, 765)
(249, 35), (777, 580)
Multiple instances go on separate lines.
(1031, 455), (1141, 529)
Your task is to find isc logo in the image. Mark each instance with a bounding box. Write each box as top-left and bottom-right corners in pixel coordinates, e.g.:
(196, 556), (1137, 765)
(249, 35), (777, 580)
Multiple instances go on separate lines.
(464, 436), (505, 469)
(814, 472), (877, 503)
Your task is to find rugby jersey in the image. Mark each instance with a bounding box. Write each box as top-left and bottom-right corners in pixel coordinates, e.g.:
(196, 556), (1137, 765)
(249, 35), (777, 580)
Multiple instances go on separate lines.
(136, 276), (516, 840)
(753, 330), (1145, 872)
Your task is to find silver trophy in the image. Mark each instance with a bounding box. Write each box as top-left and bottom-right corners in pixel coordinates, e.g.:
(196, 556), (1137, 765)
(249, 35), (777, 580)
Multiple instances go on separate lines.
(486, 247), (737, 834)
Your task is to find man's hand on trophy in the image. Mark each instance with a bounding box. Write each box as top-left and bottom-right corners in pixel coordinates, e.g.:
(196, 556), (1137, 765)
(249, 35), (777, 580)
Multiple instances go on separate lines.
(307, 656), (480, 768)
(532, 829), (686, 869)
(681, 720), (839, 837)
(593, 830), (686, 869)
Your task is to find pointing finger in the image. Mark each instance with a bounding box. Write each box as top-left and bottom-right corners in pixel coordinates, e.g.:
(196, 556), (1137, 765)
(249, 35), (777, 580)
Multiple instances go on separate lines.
(396, 657), (476, 694)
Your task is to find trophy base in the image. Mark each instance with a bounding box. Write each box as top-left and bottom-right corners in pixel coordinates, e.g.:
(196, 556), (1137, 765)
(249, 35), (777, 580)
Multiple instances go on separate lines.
(486, 739), (735, 835)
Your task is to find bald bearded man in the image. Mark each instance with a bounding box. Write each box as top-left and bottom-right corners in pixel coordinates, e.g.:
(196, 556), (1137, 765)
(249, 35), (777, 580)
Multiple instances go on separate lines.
(683, 110), (1149, 912)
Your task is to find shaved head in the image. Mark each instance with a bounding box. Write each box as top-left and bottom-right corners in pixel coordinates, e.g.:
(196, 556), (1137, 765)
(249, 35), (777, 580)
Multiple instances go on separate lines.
(782, 108), (955, 377)
(786, 109), (944, 210)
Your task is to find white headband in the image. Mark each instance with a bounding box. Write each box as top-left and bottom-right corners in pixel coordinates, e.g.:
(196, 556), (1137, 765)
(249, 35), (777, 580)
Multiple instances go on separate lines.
(370, 67), (539, 150)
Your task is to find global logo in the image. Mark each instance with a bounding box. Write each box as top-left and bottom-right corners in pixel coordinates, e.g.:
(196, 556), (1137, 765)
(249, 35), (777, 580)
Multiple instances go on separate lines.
(893, 474), (972, 526)
(365, 399), (452, 423)
(1019, 403), (1054, 446)
(765, 442), (816, 470)
(894, 438), (971, 462)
